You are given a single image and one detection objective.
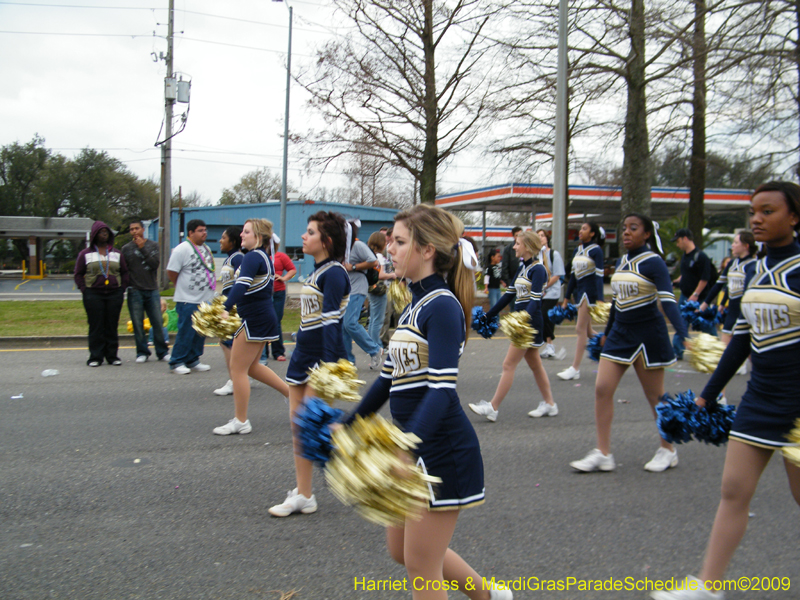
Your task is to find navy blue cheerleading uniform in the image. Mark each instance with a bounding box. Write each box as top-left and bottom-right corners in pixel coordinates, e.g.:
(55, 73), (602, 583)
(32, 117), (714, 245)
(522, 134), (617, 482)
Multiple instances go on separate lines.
(349, 274), (485, 511)
(486, 258), (548, 348)
(223, 247), (280, 342)
(601, 245), (688, 368)
(701, 241), (800, 448)
(565, 243), (604, 307)
(286, 258), (351, 386)
(703, 256), (757, 334)
(218, 249), (245, 349)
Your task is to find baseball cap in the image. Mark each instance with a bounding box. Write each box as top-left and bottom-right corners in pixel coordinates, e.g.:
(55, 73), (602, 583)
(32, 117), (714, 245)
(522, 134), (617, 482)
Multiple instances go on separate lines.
(670, 228), (693, 242)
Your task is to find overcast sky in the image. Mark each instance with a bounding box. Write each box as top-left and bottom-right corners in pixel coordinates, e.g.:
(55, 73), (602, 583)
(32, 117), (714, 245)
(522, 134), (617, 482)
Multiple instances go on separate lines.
(1, 0), (513, 206)
(0, 1), (373, 202)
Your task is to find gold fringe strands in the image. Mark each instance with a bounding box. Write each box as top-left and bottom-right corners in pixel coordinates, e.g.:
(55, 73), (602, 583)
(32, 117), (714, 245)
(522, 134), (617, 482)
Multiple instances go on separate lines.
(126, 318), (152, 333)
(325, 414), (442, 528)
(388, 280), (411, 314)
(191, 296), (241, 340)
(685, 333), (725, 374)
(590, 301), (610, 324)
(499, 311), (538, 349)
(782, 418), (800, 468)
(308, 359), (366, 404)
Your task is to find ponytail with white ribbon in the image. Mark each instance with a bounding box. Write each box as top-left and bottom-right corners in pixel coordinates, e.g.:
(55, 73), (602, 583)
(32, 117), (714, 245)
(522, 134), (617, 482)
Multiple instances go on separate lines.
(652, 222), (664, 254)
(456, 238), (479, 271)
(599, 226), (606, 241)
(271, 233), (280, 257)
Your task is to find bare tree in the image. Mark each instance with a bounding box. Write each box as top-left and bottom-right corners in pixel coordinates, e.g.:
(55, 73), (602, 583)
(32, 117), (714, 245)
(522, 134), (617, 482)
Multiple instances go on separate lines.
(297, 0), (508, 204)
(218, 167), (286, 205)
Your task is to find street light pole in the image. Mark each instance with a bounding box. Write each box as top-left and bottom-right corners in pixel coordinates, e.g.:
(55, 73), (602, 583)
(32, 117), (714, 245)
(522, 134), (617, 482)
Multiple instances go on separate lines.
(279, 0), (293, 253)
(552, 0), (569, 263)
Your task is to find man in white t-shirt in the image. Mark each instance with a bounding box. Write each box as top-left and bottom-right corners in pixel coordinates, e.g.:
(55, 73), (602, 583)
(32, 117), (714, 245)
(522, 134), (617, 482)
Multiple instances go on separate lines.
(166, 219), (217, 374)
(342, 226), (383, 369)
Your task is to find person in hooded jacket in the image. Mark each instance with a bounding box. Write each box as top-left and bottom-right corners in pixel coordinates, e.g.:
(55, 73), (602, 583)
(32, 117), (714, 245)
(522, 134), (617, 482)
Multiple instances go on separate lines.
(74, 221), (129, 366)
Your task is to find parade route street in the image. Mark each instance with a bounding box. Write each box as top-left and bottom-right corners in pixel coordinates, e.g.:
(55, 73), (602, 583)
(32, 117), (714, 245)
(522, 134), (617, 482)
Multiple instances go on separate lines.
(0, 333), (796, 599)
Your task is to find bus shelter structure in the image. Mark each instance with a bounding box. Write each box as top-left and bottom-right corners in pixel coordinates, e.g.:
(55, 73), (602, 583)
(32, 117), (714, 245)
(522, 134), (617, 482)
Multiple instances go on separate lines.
(0, 216), (95, 277)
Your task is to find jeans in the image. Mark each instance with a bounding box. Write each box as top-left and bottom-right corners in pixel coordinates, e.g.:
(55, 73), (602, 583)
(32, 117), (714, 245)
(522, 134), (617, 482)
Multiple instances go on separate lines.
(672, 295), (687, 359)
(262, 289), (286, 362)
(342, 292), (382, 362)
(170, 302), (206, 369)
(82, 288), (125, 364)
(488, 287), (502, 308)
(128, 288), (169, 359)
(368, 291), (388, 347)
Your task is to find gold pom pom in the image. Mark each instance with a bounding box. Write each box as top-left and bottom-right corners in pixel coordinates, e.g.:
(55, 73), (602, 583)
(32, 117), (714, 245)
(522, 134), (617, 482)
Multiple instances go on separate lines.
(325, 414), (442, 528)
(782, 418), (800, 468)
(308, 359), (366, 404)
(499, 310), (539, 349)
(126, 318), (151, 333)
(685, 332), (725, 374)
(388, 280), (411, 314)
(590, 301), (610, 324)
(191, 296), (242, 340)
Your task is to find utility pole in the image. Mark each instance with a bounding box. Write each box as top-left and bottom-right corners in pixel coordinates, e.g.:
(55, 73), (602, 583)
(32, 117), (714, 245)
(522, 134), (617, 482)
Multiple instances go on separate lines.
(279, 1), (293, 252)
(552, 0), (569, 263)
(158, 0), (175, 289)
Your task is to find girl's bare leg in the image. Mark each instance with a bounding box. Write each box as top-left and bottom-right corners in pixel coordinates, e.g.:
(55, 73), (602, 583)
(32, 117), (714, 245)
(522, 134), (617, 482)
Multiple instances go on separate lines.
(523, 348), (554, 405)
(571, 303), (594, 370)
(229, 337), (265, 422)
(631, 359), (673, 452)
(697, 441), (773, 583)
(488, 344), (526, 410)
(593, 358), (628, 455)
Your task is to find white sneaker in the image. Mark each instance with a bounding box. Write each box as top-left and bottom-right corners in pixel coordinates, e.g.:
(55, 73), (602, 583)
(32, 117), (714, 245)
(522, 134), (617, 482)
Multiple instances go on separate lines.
(487, 581), (514, 600)
(172, 365), (191, 375)
(468, 400), (498, 422)
(644, 447), (678, 472)
(369, 349), (384, 370)
(736, 361), (747, 376)
(193, 363), (211, 372)
(539, 344), (555, 358)
(268, 488), (318, 517)
(570, 448), (615, 472)
(528, 401), (558, 418)
(718, 395), (728, 405)
(135, 355), (148, 363)
(553, 347), (568, 360)
(214, 379), (234, 396)
(213, 418), (252, 435)
(650, 576), (725, 600)
(557, 366), (580, 380)
(158, 352), (171, 362)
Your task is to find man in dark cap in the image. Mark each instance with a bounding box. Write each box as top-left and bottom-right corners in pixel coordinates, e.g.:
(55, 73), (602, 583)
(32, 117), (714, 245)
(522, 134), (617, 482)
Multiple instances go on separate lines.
(671, 228), (713, 359)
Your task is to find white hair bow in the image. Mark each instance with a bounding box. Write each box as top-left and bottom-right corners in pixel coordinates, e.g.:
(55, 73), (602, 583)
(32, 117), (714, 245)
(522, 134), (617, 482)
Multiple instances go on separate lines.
(599, 226), (606, 240)
(652, 221), (664, 254)
(457, 238), (479, 271)
(271, 233), (280, 256)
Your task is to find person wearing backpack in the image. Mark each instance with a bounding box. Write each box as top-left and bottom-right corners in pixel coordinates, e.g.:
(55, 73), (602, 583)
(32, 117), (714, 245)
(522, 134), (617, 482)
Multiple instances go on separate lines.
(342, 222), (384, 369)
(671, 228), (714, 359)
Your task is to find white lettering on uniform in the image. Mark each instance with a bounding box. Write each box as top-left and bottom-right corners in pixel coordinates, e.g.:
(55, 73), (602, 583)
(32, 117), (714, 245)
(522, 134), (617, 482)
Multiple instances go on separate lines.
(741, 302), (790, 333)
(611, 281), (639, 300)
(390, 341), (420, 377)
(301, 296), (320, 316)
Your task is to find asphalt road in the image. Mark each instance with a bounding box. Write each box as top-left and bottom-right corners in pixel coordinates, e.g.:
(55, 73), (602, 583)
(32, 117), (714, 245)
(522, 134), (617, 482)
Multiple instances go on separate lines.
(1, 332), (797, 600)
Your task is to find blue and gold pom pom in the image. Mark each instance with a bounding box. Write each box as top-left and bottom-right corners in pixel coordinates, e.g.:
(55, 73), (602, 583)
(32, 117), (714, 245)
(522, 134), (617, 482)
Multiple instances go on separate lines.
(656, 390), (736, 446)
(586, 333), (604, 362)
(294, 397), (345, 466)
(548, 303), (578, 325)
(471, 306), (500, 339)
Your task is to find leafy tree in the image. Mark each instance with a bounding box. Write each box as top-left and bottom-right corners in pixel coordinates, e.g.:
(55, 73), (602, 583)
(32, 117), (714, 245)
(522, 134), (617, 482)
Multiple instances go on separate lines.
(218, 167), (285, 205)
(298, 0), (507, 204)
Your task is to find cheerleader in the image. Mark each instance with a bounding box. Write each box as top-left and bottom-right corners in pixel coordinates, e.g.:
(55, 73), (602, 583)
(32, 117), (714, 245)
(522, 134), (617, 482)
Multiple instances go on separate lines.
(651, 182), (800, 600)
(213, 226), (244, 397)
(698, 231), (758, 385)
(468, 230), (557, 422)
(557, 222), (605, 380)
(347, 205), (511, 600)
(269, 211), (351, 517)
(213, 219), (289, 435)
(570, 214), (688, 473)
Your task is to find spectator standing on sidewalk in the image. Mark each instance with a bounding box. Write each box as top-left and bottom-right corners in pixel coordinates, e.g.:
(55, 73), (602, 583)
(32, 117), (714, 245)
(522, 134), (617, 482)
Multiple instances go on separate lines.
(166, 219), (216, 375)
(342, 222), (383, 369)
(74, 221), (129, 367)
(500, 226), (523, 287)
(122, 220), (170, 363)
(671, 228), (712, 359)
(261, 247), (296, 364)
